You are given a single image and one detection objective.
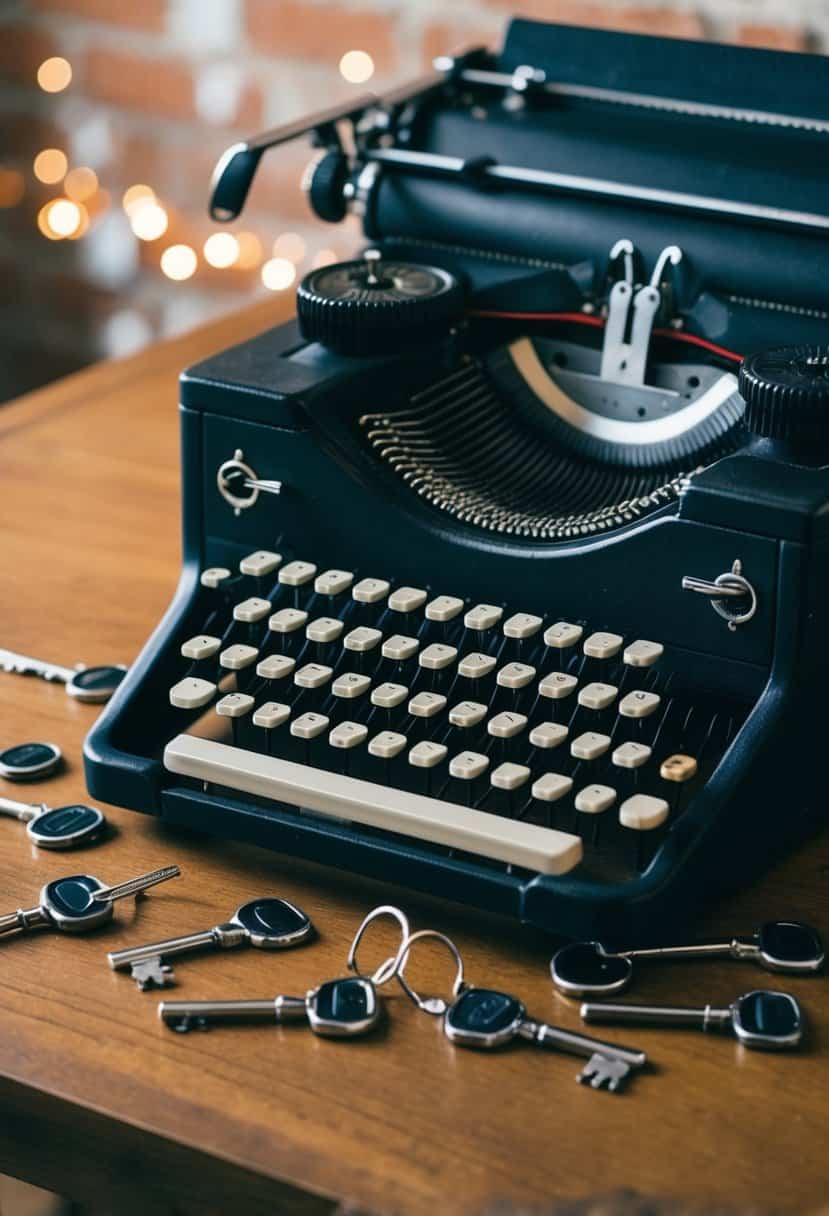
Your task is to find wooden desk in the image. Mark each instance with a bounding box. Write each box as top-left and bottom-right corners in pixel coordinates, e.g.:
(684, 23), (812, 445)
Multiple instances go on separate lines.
(0, 304), (826, 1216)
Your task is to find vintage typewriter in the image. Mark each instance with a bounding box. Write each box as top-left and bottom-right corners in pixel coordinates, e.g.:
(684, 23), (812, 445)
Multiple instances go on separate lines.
(85, 19), (829, 941)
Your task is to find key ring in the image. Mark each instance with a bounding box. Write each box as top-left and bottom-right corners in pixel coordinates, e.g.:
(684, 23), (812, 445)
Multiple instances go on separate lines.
(394, 928), (467, 1016)
(347, 905), (413, 987)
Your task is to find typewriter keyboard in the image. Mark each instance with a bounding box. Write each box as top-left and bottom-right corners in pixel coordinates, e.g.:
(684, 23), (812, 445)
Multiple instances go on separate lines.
(163, 551), (748, 881)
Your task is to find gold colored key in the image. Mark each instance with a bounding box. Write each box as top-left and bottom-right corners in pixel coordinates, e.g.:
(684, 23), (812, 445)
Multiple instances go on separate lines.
(660, 754), (698, 783)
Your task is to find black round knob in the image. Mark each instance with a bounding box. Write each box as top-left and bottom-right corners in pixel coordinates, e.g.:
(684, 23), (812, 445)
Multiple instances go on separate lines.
(739, 345), (829, 441)
(296, 251), (464, 355)
(303, 150), (349, 224)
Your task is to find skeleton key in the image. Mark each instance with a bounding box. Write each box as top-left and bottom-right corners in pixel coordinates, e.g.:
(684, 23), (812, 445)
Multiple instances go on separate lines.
(391, 928), (647, 1092)
(445, 986), (647, 1090)
(0, 794), (106, 849)
(159, 975), (381, 1038)
(0, 865), (180, 939)
(0, 649), (127, 703)
(581, 989), (803, 1051)
(107, 897), (313, 989)
(551, 920), (824, 998)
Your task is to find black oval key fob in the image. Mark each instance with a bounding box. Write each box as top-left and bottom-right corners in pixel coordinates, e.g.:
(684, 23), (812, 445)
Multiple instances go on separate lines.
(0, 741), (62, 781)
(27, 803), (106, 850)
(307, 976), (379, 1038)
(232, 898), (314, 948)
(444, 987), (525, 1048)
(551, 941), (633, 997)
(757, 921), (824, 973)
(731, 990), (803, 1050)
(66, 665), (127, 704)
(42, 874), (111, 931)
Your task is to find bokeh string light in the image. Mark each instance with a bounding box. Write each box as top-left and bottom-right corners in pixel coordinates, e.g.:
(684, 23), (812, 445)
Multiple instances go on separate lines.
(204, 232), (240, 268)
(130, 198), (169, 241)
(273, 231), (306, 263)
(160, 244), (198, 281)
(33, 148), (68, 185)
(339, 50), (374, 84)
(0, 168), (25, 208)
(261, 257), (296, 291)
(37, 56), (72, 93)
(64, 167), (99, 203)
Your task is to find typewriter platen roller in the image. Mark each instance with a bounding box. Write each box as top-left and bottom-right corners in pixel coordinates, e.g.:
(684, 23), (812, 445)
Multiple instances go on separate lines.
(85, 20), (829, 942)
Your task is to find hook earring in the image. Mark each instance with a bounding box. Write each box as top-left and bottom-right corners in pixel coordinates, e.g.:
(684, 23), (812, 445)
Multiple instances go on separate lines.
(394, 928), (467, 1016)
(346, 904), (412, 986)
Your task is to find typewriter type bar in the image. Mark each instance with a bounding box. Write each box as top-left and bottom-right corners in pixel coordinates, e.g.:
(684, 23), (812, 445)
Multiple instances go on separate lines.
(164, 735), (584, 876)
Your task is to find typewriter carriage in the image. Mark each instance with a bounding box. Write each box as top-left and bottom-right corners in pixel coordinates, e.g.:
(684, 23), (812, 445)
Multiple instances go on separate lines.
(85, 20), (829, 942)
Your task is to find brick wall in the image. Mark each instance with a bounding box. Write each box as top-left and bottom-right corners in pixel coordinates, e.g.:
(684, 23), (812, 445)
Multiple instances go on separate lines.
(0, 0), (825, 400)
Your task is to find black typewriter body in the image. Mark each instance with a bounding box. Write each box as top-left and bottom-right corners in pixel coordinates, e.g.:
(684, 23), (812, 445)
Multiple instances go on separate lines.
(85, 20), (829, 942)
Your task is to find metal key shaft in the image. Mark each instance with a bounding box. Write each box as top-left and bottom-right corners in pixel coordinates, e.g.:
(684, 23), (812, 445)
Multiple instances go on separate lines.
(109, 923), (247, 969)
(159, 995), (308, 1027)
(581, 1001), (733, 1031)
(517, 1018), (648, 1068)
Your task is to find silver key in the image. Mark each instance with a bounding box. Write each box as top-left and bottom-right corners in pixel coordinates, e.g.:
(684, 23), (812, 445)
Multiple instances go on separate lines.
(159, 974), (381, 1039)
(0, 865), (180, 939)
(581, 989), (803, 1051)
(107, 897), (313, 989)
(551, 920), (825, 998)
(0, 795), (106, 849)
(0, 648), (127, 703)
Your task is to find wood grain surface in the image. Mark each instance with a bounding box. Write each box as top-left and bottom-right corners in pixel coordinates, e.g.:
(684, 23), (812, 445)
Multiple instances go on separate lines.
(0, 300), (827, 1216)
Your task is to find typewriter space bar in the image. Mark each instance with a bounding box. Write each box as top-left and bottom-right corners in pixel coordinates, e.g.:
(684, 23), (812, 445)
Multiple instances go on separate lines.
(164, 735), (583, 876)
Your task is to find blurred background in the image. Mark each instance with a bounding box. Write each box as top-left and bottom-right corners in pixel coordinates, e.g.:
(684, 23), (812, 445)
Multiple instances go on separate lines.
(0, 0), (826, 405)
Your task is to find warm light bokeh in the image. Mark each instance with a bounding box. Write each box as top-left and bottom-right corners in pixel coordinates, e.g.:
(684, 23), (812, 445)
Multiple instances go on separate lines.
(339, 49), (374, 83)
(37, 57), (72, 93)
(160, 244), (198, 281)
(33, 148), (68, 185)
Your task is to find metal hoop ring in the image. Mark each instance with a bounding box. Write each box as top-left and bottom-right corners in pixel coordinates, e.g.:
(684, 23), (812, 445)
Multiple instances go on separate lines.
(346, 905), (412, 987)
(711, 572), (757, 630)
(394, 928), (467, 1017)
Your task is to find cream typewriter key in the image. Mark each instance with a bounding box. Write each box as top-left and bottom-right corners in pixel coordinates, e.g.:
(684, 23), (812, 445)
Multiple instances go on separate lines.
(216, 693), (254, 718)
(419, 643), (457, 670)
(426, 595), (464, 622)
(252, 702), (290, 730)
(408, 692), (446, 718)
(544, 622), (583, 649)
(169, 677), (216, 709)
(239, 550), (282, 578)
(279, 560), (317, 587)
(575, 785), (616, 815)
(306, 617), (343, 644)
(291, 712), (329, 740)
(570, 732), (610, 761)
(201, 567), (231, 589)
(623, 640), (664, 668)
(332, 672), (371, 699)
(315, 569), (353, 596)
(370, 682), (408, 709)
(450, 751), (489, 780)
(294, 663), (333, 689)
(219, 644), (258, 671)
(612, 742), (651, 769)
(388, 586), (427, 613)
(578, 682), (617, 710)
(531, 773), (573, 803)
(488, 712), (527, 739)
(256, 654), (295, 680)
(233, 597), (271, 623)
(464, 604), (503, 631)
(180, 635), (221, 661)
(619, 794), (668, 830)
(330, 722), (368, 750)
(491, 762), (530, 791)
(343, 627), (382, 653)
(409, 741), (447, 768)
(449, 701), (487, 728)
(458, 653), (497, 679)
(352, 577), (390, 604)
(368, 731), (407, 759)
(583, 632), (623, 660)
(539, 672), (577, 700)
(381, 634), (419, 661)
(0, 741), (62, 781)
(497, 662), (536, 689)
(503, 613), (543, 640)
(269, 608), (308, 634)
(619, 690), (661, 719)
(529, 723), (568, 750)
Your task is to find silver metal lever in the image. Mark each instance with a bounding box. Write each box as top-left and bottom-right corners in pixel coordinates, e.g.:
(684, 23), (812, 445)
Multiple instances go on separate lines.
(681, 560), (758, 630)
(217, 449), (282, 515)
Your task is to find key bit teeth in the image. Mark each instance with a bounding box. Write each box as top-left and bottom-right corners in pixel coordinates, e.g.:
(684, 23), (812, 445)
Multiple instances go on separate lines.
(131, 958), (175, 991)
(578, 1053), (632, 1093)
